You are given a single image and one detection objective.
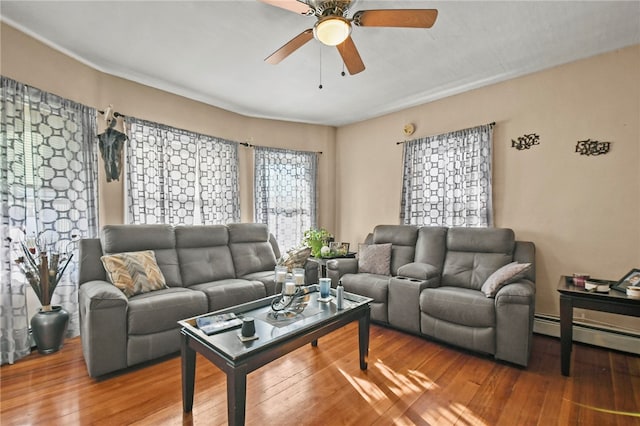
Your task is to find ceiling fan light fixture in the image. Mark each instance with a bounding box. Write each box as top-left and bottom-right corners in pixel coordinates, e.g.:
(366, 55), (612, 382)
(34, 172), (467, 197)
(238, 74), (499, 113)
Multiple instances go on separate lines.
(313, 16), (351, 46)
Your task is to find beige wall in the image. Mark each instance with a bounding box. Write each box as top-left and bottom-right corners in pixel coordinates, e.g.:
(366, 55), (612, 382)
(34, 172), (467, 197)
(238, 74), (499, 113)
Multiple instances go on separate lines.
(0, 23), (336, 236)
(336, 44), (640, 331)
(3, 22), (639, 330)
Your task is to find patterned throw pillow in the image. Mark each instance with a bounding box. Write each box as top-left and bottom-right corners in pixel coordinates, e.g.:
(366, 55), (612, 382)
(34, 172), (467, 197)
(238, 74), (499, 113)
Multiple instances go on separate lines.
(101, 250), (167, 297)
(481, 262), (531, 298)
(358, 243), (392, 276)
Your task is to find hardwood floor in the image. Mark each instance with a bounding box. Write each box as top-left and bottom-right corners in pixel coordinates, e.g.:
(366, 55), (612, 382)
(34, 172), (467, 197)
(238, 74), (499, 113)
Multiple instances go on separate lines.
(1, 324), (639, 425)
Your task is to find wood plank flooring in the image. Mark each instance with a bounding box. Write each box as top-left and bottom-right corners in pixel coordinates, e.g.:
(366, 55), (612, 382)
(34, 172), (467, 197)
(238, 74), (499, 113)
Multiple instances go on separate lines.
(1, 324), (639, 425)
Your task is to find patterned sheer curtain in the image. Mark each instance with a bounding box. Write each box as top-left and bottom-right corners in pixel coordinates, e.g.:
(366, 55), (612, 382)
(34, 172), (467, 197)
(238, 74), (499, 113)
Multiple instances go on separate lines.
(1, 76), (99, 364)
(126, 118), (240, 225)
(400, 124), (493, 227)
(254, 147), (318, 252)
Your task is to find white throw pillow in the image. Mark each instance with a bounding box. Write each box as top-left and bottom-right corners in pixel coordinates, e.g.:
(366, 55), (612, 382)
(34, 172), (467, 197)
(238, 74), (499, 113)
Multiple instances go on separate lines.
(481, 262), (531, 298)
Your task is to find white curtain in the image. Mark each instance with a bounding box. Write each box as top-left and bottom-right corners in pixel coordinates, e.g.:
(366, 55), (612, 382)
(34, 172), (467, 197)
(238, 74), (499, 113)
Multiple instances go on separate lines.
(126, 117), (240, 225)
(400, 124), (493, 227)
(254, 147), (318, 252)
(1, 76), (99, 364)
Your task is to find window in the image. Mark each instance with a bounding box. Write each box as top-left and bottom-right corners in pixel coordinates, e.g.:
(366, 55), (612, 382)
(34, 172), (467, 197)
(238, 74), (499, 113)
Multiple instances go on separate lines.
(400, 124), (493, 227)
(254, 147), (318, 251)
(126, 118), (240, 225)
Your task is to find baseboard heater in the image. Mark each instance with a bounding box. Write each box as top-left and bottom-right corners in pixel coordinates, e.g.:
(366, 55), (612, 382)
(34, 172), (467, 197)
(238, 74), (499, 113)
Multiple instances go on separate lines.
(533, 314), (640, 355)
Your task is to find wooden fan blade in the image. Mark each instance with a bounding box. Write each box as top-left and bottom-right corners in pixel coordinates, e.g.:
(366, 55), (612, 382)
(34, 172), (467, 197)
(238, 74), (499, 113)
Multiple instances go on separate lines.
(258, 0), (312, 15)
(265, 29), (314, 64)
(337, 36), (365, 75)
(353, 9), (438, 28)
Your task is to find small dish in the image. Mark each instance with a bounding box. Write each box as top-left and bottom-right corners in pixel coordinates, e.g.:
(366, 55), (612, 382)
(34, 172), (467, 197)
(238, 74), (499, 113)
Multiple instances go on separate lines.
(626, 286), (640, 299)
(584, 281), (610, 292)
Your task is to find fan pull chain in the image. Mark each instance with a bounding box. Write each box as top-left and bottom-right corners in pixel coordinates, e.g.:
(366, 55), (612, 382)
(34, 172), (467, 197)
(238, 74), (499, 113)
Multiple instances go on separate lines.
(341, 61), (346, 77)
(318, 45), (323, 89)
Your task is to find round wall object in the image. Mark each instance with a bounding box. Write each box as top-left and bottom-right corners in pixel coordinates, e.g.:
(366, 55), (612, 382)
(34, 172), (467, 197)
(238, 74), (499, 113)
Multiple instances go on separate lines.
(403, 123), (415, 136)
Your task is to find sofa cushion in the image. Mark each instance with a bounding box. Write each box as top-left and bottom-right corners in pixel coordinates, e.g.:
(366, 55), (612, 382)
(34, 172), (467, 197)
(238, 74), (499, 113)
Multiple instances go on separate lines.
(240, 270), (278, 295)
(341, 273), (389, 303)
(414, 226), (448, 271)
(175, 225), (236, 285)
(372, 225), (418, 275)
(442, 252), (513, 291)
(481, 262), (532, 298)
(127, 287), (208, 335)
(101, 224), (182, 287)
(420, 286), (495, 328)
(446, 227), (515, 254)
(358, 243), (392, 276)
(228, 223), (270, 243)
(101, 250), (168, 298)
(228, 223), (277, 276)
(442, 228), (516, 291)
(341, 272), (390, 323)
(190, 279), (267, 312)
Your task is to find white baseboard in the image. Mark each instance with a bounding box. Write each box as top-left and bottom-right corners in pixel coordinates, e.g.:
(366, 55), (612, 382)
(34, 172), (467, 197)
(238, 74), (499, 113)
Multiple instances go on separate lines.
(533, 314), (640, 355)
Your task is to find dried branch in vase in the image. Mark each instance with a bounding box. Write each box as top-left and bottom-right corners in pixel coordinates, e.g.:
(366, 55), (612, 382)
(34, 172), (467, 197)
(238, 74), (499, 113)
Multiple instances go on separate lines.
(7, 229), (79, 311)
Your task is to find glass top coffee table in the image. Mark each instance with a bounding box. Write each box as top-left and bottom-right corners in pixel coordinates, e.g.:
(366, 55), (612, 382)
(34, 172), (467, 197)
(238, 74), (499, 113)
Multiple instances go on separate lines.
(178, 284), (372, 425)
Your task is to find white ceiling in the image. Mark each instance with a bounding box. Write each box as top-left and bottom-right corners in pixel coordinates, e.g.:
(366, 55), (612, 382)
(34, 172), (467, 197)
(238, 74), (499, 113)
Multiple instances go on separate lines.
(2, 1), (639, 126)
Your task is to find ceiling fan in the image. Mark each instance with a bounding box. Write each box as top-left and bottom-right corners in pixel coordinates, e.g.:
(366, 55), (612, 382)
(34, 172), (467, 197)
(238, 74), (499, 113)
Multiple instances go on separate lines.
(260, 0), (438, 75)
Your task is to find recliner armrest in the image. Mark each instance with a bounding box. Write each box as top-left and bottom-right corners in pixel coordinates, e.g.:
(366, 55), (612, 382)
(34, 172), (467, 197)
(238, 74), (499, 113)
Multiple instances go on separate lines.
(397, 262), (440, 281)
(326, 258), (358, 286)
(495, 279), (535, 305)
(79, 280), (128, 377)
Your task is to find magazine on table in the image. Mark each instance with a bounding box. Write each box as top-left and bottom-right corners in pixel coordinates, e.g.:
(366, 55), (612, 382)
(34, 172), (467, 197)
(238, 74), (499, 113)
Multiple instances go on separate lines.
(196, 313), (242, 335)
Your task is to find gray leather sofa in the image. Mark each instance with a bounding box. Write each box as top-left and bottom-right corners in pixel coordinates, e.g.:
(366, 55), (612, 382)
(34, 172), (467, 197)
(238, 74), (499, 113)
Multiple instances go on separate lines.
(78, 223), (306, 377)
(327, 225), (536, 367)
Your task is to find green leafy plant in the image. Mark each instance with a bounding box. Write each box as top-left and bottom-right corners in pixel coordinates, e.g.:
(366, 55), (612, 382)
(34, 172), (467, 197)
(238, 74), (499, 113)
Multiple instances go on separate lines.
(302, 228), (333, 258)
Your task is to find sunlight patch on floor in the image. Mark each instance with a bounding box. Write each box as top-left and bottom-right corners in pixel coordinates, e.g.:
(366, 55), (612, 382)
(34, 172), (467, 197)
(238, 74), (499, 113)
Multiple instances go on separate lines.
(339, 360), (489, 425)
(419, 402), (488, 426)
(375, 360), (439, 396)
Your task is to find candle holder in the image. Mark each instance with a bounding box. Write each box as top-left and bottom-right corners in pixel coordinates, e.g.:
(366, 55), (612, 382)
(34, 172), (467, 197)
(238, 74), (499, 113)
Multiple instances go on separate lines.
(269, 284), (312, 319)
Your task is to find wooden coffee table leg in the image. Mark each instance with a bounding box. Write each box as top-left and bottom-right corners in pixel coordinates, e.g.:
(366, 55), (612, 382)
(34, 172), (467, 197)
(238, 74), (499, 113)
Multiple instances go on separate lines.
(560, 294), (573, 376)
(358, 308), (370, 370)
(181, 334), (196, 412)
(227, 366), (248, 426)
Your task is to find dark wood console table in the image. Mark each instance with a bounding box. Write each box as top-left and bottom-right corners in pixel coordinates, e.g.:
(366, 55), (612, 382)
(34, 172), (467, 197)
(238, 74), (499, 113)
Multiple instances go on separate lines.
(557, 276), (640, 376)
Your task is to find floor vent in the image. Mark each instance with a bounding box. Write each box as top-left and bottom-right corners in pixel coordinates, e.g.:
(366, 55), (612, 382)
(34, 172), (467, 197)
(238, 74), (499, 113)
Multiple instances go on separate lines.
(534, 314), (640, 355)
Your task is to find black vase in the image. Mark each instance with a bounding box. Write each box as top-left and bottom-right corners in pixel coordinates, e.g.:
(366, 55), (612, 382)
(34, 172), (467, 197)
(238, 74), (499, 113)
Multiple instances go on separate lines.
(30, 306), (69, 354)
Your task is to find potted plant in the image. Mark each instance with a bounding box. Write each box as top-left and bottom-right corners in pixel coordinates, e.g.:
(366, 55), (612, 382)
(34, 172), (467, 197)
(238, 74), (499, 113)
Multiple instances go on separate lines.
(7, 229), (77, 354)
(302, 228), (333, 258)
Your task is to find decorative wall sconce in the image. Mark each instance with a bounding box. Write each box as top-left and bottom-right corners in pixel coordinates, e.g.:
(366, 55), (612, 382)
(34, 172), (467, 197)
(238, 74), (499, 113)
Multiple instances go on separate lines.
(511, 133), (540, 150)
(97, 106), (127, 182)
(575, 139), (611, 156)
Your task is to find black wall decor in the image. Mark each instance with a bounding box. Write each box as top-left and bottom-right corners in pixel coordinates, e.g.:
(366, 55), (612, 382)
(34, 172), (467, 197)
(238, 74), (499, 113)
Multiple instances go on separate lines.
(575, 139), (611, 156)
(511, 133), (540, 150)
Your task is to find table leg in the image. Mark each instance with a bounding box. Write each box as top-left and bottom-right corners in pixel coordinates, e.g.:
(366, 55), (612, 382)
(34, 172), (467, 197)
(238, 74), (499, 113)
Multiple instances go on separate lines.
(358, 307), (370, 370)
(559, 294), (573, 376)
(227, 366), (247, 426)
(181, 334), (196, 412)
(311, 339), (318, 347)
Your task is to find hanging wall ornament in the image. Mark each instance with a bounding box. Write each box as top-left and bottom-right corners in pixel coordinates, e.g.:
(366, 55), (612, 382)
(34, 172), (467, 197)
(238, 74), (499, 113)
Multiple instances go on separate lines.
(575, 139), (611, 156)
(511, 133), (540, 150)
(97, 107), (128, 182)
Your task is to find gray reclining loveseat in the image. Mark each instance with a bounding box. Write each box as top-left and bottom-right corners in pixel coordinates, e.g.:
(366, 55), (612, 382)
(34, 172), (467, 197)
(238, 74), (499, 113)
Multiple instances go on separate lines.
(78, 223), (310, 377)
(327, 225), (535, 367)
